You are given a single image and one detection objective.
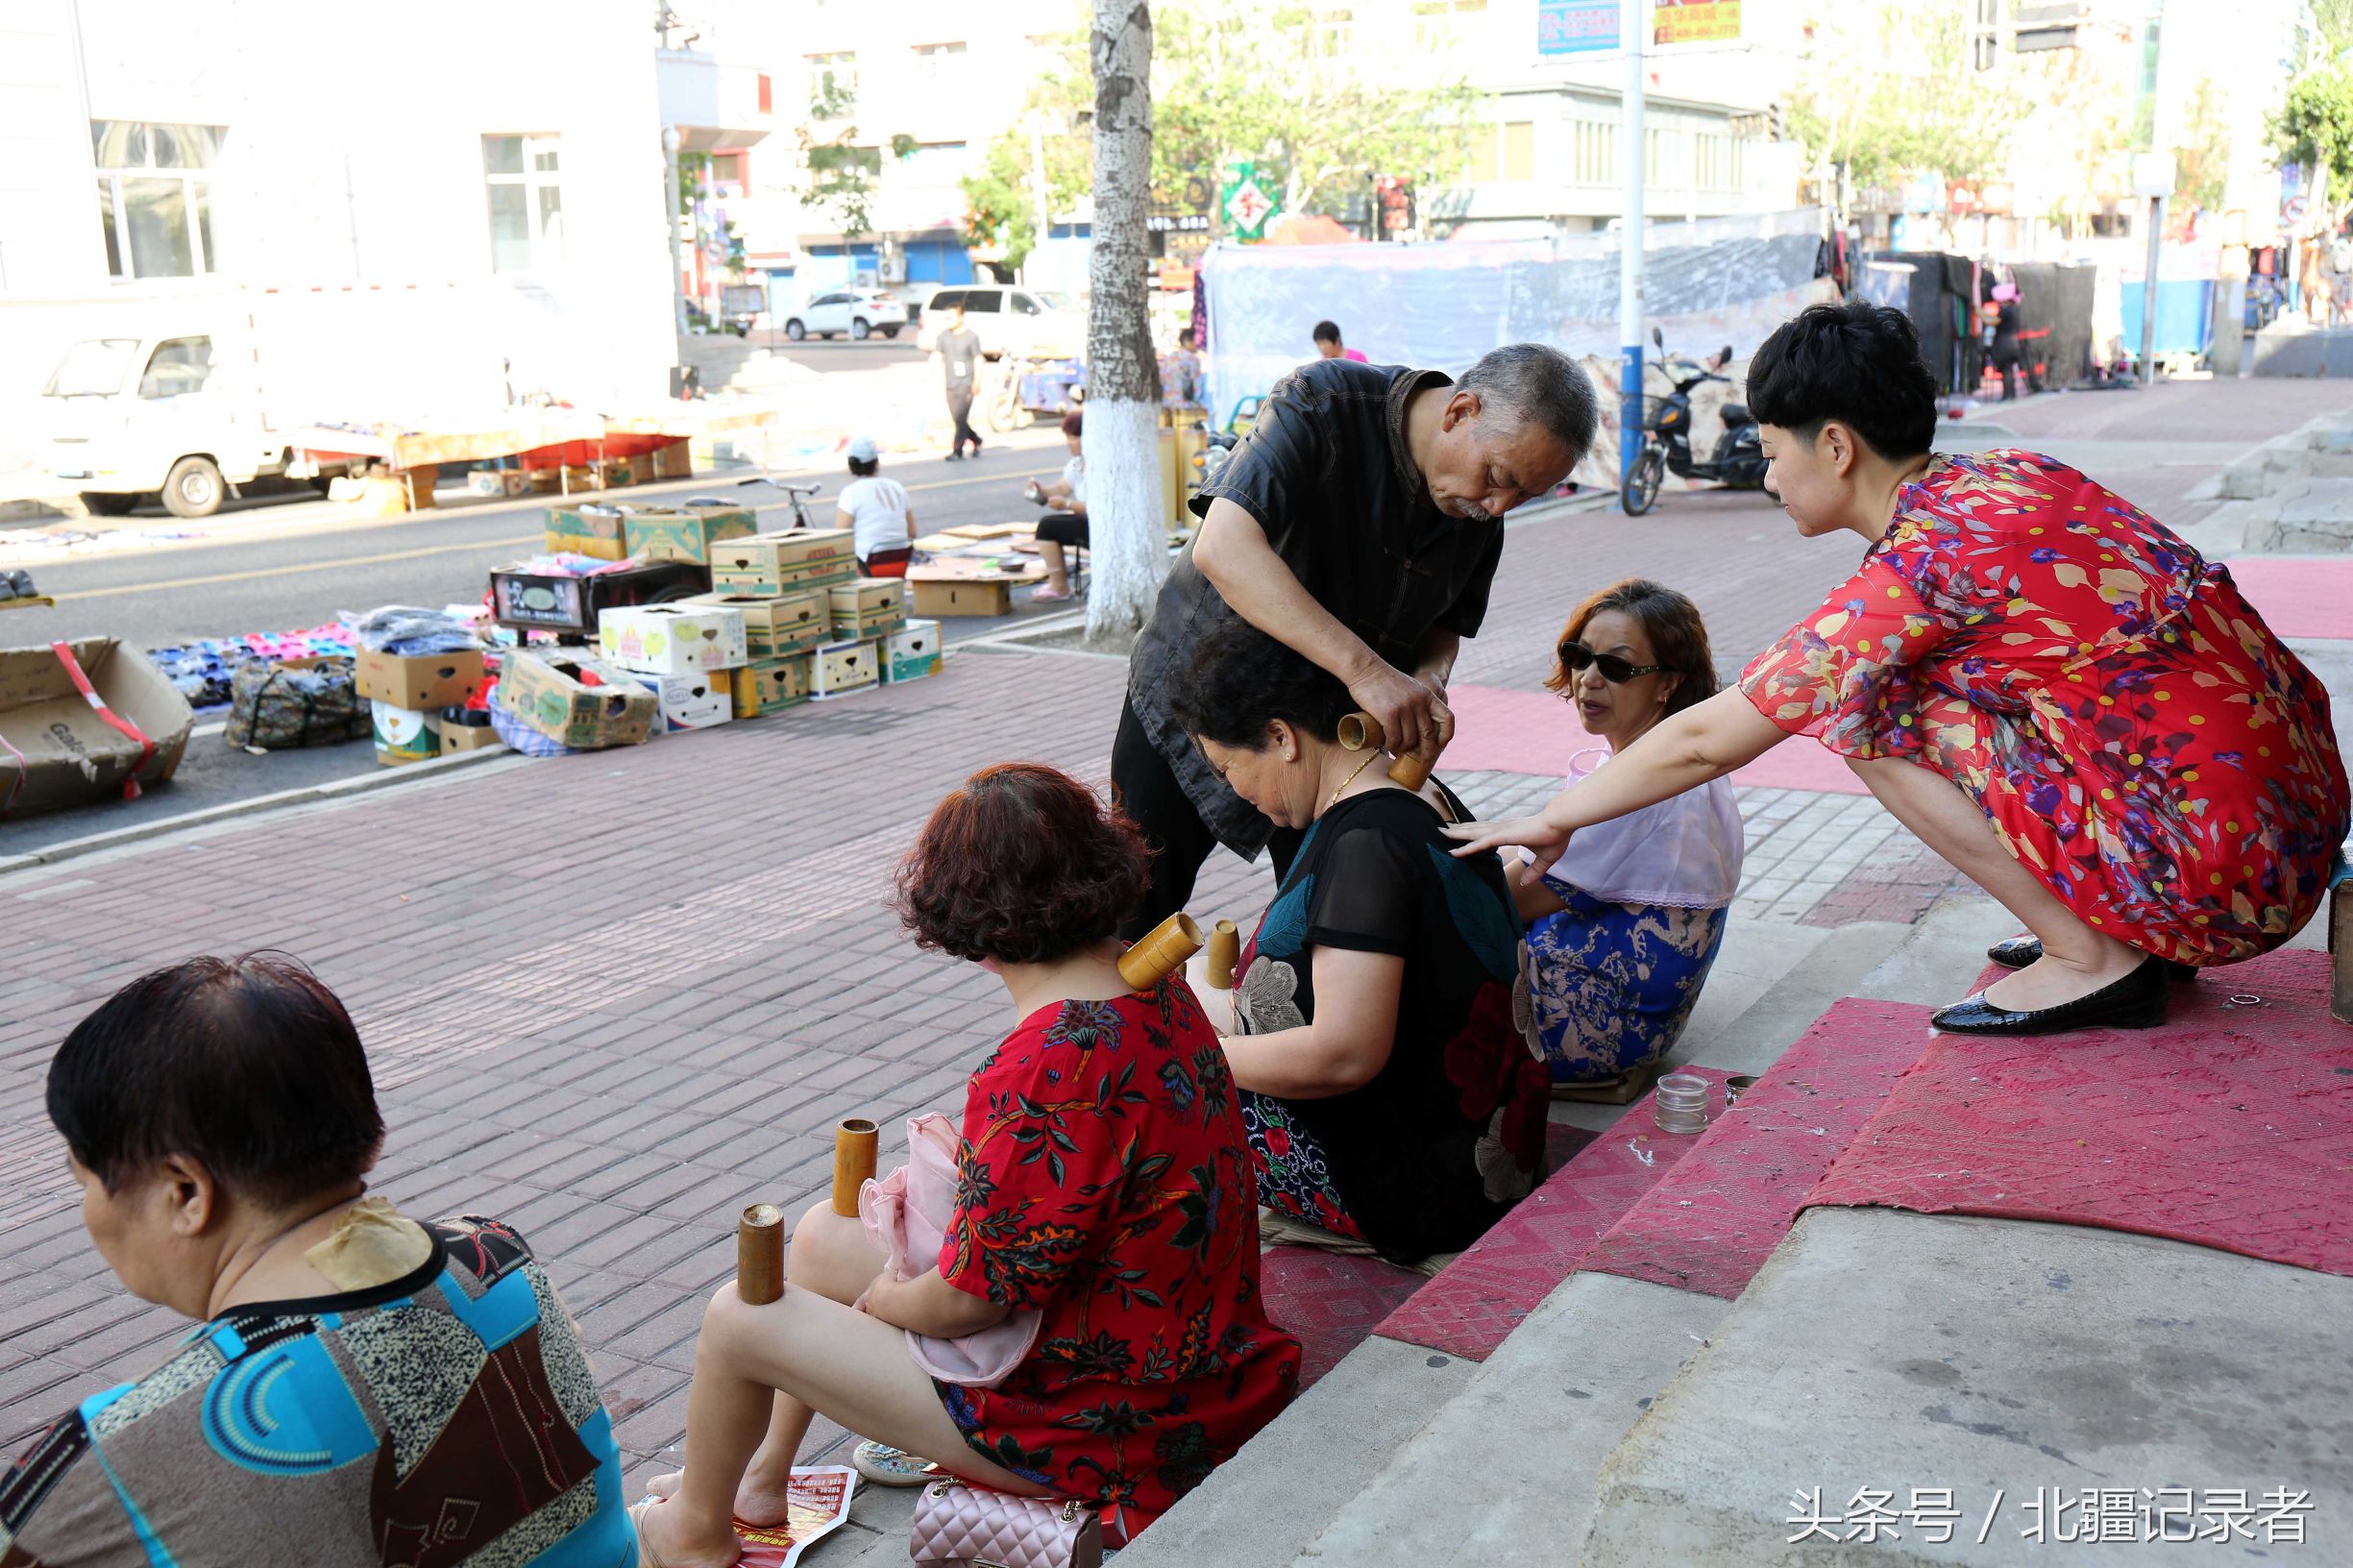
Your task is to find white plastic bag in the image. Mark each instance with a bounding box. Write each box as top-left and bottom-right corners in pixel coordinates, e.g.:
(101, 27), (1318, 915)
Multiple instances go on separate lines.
(860, 1113), (1043, 1387)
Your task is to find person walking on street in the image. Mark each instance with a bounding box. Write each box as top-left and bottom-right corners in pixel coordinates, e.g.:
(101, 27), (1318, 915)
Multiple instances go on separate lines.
(1989, 282), (2024, 402)
(1111, 344), (1598, 941)
(938, 305), (984, 460)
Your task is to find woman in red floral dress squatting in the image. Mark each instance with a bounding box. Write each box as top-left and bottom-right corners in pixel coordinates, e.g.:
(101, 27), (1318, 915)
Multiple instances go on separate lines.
(1456, 301), (2349, 1037)
(634, 764), (1298, 1564)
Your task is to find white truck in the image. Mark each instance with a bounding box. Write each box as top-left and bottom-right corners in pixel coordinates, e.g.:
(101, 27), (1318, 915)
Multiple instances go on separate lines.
(39, 284), (517, 518)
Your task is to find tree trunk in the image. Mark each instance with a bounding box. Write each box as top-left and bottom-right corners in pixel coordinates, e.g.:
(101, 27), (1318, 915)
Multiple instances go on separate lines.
(1084, 0), (1166, 645)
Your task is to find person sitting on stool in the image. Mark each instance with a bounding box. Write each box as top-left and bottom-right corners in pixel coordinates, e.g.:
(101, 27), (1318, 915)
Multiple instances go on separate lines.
(1029, 409), (1087, 602)
(837, 434), (916, 577)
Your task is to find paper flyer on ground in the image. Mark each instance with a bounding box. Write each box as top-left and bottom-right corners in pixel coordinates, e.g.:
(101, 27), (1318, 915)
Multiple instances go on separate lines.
(731, 1466), (856, 1568)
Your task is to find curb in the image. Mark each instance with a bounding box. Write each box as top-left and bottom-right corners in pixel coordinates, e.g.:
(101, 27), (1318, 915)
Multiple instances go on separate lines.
(0, 744), (523, 879)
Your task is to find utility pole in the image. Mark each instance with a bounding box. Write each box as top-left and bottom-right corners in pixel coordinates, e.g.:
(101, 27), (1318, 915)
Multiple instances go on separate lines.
(662, 125), (689, 335)
(1618, 0), (1646, 485)
(2131, 152), (2174, 387)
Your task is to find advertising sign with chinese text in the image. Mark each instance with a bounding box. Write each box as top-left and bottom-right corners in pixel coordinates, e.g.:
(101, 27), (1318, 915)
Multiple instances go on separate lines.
(1654, 0), (1742, 46)
(1538, 0), (1618, 54)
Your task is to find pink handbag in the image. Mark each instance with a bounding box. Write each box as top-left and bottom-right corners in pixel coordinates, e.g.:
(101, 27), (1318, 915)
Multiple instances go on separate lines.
(909, 1477), (1102, 1568)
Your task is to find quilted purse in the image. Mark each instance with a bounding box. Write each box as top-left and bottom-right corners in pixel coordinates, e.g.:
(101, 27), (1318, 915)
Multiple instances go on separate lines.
(909, 1478), (1102, 1568)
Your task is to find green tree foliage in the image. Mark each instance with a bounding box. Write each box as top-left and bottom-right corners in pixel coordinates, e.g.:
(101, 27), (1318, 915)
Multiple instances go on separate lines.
(1784, 1), (2016, 191)
(2273, 63), (2353, 205)
(960, 1), (1479, 260)
(800, 76), (918, 240)
(2170, 77), (2231, 214)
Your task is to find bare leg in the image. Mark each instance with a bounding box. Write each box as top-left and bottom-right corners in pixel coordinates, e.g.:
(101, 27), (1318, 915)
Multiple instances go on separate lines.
(1848, 756), (2143, 1009)
(635, 1205), (1048, 1567)
(1039, 539), (1068, 593)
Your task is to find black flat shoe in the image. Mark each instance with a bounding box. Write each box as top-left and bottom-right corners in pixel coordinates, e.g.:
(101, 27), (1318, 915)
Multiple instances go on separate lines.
(1985, 936), (2197, 981)
(1931, 956), (2169, 1035)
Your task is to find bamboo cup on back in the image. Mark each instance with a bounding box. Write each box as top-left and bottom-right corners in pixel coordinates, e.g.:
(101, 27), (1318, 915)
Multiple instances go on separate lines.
(1336, 710), (1439, 792)
(1118, 912), (1204, 991)
(737, 1203), (784, 1305)
(833, 1118), (879, 1217)
(1205, 919), (1240, 990)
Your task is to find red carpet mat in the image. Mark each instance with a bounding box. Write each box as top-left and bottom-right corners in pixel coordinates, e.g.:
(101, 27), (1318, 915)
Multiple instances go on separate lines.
(1580, 1007), (1928, 1299)
(1807, 948), (2353, 1277)
(1258, 1247), (1429, 1390)
(1374, 1103), (1700, 1361)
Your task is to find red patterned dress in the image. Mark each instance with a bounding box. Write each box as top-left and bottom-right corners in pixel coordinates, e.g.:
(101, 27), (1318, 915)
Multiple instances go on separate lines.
(936, 982), (1300, 1544)
(1740, 450), (2349, 966)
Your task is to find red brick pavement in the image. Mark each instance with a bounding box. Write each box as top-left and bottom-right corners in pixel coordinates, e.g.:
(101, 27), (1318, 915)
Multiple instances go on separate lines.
(0, 383), (2300, 1482)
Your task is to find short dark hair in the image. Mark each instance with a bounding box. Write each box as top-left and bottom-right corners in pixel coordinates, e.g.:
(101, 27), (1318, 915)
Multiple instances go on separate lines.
(1061, 409), (1083, 438)
(48, 954), (384, 1212)
(1457, 343), (1598, 466)
(1311, 320), (1341, 345)
(1546, 578), (1719, 718)
(897, 764), (1149, 965)
(1746, 301), (1938, 458)
(847, 454), (878, 478)
(1177, 327), (1197, 348)
(1165, 614), (1354, 749)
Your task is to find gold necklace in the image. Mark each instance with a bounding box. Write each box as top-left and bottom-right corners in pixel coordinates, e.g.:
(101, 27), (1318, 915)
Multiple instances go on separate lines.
(1324, 748), (1380, 813)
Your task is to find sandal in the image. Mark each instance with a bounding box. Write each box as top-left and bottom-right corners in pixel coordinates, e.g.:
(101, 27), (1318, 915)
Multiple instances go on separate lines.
(851, 1439), (937, 1487)
(1030, 585), (1072, 602)
(627, 1498), (672, 1568)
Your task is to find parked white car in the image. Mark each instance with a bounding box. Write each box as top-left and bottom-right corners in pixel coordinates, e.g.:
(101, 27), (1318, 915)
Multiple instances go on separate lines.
(781, 289), (908, 341)
(915, 284), (1084, 361)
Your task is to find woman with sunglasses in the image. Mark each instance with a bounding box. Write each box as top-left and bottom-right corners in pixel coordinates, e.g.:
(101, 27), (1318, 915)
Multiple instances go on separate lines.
(1514, 581), (1742, 1091)
(1454, 302), (2348, 1036)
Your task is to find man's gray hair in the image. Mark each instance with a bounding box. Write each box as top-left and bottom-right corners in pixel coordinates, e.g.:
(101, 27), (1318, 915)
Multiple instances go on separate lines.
(1458, 343), (1598, 461)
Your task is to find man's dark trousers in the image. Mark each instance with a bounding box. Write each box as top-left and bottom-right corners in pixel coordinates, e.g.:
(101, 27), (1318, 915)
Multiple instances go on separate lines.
(946, 390), (980, 455)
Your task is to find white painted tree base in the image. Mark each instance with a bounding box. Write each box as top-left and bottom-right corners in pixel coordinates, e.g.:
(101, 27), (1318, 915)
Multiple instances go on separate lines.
(1083, 398), (1168, 641)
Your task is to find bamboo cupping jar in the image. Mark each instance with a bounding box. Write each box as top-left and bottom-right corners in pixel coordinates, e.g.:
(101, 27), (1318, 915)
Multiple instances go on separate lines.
(1206, 919), (1240, 990)
(737, 1203), (784, 1305)
(1336, 710), (1439, 792)
(1117, 912), (1204, 991)
(833, 1118), (879, 1217)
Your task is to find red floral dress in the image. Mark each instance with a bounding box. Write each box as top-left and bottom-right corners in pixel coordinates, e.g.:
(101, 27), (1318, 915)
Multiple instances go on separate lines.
(936, 982), (1300, 1543)
(1741, 450), (2350, 965)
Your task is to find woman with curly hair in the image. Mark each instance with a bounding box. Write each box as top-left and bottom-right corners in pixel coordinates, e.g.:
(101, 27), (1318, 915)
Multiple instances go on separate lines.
(633, 765), (1298, 1564)
(1166, 615), (1551, 1267)
(1516, 580), (1742, 1090)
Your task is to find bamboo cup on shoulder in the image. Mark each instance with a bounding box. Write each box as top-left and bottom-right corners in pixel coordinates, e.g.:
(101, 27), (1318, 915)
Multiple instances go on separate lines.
(1336, 710), (1439, 792)
(1206, 919), (1240, 990)
(1118, 912), (1204, 991)
(737, 1203), (784, 1305)
(833, 1117), (879, 1217)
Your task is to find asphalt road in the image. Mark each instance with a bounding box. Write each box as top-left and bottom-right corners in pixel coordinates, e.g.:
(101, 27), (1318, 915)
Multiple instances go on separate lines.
(0, 433), (1075, 856)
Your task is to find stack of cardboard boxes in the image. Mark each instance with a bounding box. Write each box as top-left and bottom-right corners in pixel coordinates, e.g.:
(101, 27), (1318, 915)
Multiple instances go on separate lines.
(355, 646), (489, 767)
(700, 528), (858, 712)
(598, 603), (750, 734)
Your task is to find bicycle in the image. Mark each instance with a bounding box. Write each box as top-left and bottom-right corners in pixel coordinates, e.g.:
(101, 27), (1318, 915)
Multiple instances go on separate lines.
(713, 476), (827, 528)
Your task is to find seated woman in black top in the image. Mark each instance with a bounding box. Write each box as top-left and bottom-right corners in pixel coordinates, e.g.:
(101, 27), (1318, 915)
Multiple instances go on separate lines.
(1166, 615), (1551, 1265)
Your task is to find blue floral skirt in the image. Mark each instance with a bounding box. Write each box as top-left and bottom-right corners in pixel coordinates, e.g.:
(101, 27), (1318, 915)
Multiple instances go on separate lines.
(1525, 888), (1726, 1083)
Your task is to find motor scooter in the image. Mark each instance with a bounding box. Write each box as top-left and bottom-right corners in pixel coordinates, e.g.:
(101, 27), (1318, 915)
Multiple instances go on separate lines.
(1620, 328), (1768, 515)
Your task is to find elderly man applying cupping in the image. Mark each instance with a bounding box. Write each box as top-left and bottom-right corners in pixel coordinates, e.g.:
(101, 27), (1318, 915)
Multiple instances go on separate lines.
(1113, 344), (1600, 938)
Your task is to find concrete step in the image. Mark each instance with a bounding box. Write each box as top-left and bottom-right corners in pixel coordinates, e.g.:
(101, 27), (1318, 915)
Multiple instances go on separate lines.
(1581, 1208), (2353, 1563)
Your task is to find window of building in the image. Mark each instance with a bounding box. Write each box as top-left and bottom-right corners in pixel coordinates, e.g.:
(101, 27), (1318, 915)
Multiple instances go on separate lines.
(91, 120), (223, 281)
(809, 52), (857, 116)
(1570, 120), (1614, 185)
(483, 135), (564, 273)
(1465, 120), (1536, 184)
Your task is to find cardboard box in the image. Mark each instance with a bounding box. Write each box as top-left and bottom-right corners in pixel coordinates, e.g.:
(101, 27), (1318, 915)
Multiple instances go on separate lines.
(0, 639), (194, 817)
(651, 439), (693, 479)
(545, 503), (633, 561)
(882, 619), (944, 684)
(467, 470), (530, 499)
(810, 638), (878, 700)
(597, 603), (748, 674)
(828, 577), (907, 639)
(708, 529), (857, 595)
(354, 647), (487, 711)
(496, 649), (656, 749)
(602, 457), (640, 489)
(628, 671), (735, 733)
(623, 505), (759, 565)
(680, 589), (830, 657)
(428, 708), (503, 753)
(370, 700), (439, 767)
(730, 653), (814, 717)
(909, 578), (1018, 618)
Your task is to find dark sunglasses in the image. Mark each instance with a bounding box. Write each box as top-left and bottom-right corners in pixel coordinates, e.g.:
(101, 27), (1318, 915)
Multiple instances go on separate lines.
(1557, 641), (1670, 684)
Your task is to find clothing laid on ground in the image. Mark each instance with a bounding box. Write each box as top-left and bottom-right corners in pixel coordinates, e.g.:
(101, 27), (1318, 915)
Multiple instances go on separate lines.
(1524, 747), (1743, 1082)
(1233, 786), (1551, 1263)
(1122, 358), (1502, 899)
(0, 1214), (631, 1568)
(839, 475), (914, 563)
(936, 982), (1301, 1546)
(1741, 449), (2351, 966)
